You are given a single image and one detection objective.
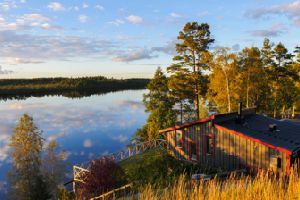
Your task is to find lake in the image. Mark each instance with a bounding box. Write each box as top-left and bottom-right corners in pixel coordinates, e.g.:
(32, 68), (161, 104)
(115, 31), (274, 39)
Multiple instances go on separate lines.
(0, 89), (147, 196)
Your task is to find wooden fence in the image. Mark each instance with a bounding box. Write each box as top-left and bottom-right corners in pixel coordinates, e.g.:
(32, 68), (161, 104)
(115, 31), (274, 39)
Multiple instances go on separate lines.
(72, 139), (167, 193)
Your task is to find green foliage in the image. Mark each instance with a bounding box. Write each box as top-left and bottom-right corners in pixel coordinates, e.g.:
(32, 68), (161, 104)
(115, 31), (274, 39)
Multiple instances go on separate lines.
(138, 67), (176, 140)
(207, 48), (241, 113)
(0, 77), (149, 101)
(119, 148), (201, 188)
(238, 47), (267, 109)
(168, 22), (214, 119)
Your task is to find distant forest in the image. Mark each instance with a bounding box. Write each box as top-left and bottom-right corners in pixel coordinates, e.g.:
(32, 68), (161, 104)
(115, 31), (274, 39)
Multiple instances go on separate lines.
(0, 76), (149, 100)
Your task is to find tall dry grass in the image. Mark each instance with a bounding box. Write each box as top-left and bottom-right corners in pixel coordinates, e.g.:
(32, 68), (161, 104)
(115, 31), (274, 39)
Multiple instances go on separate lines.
(137, 168), (300, 200)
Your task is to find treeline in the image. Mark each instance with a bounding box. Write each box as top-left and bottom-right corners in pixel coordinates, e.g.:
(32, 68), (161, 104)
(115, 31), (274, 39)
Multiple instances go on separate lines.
(0, 76), (149, 100)
(137, 22), (300, 140)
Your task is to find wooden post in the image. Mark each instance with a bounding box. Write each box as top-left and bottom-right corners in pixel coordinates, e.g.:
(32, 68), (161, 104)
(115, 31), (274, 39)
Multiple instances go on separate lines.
(120, 151), (124, 160)
(128, 147), (131, 157)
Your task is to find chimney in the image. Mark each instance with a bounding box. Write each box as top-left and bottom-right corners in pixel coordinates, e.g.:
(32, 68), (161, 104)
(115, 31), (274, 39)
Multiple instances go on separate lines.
(269, 124), (277, 132)
(236, 102), (243, 124)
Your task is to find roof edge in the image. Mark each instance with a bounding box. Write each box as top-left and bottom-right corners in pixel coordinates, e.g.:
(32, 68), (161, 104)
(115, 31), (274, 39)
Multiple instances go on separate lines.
(159, 115), (215, 133)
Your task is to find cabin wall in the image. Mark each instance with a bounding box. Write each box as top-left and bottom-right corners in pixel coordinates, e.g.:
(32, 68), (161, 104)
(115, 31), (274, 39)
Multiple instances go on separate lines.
(215, 127), (288, 173)
(164, 122), (290, 174)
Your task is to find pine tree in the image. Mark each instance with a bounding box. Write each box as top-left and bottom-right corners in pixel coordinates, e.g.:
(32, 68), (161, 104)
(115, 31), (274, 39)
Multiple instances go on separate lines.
(137, 67), (176, 140)
(9, 114), (51, 200)
(271, 42), (294, 118)
(238, 47), (266, 109)
(261, 38), (274, 68)
(168, 22), (214, 119)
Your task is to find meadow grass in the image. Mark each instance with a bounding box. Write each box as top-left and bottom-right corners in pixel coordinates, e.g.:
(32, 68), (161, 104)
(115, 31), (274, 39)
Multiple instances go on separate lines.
(137, 168), (300, 200)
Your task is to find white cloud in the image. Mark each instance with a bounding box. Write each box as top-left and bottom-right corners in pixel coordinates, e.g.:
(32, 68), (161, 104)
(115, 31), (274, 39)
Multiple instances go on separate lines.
(170, 12), (182, 18)
(82, 3), (88, 9)
(46, 132), (66, 143)
(246, 0), (300, 28)
(83, 139), (92, 148)
(152, 40), (176, 55)
(78, 15), (88, 23)
(246, 1), (300, 18)
(17, 13), (49, 25)
(108, 19), (125, 26)
(115, 100), (144, 110)
(48, 2), (65, 11)
(0, 134), (10, 162)
(113, 48), (157, 62)
(20, 0), (26, 3)
(6, 57), (44, 65)
(73, 6), (79, 11)
(294, 18), (300, 27)
(126, 15), (143, 24)
(0, 13), (62, 31)
(112, 135), (128, 143)
(0, 65), (13, 74)
(0, 1), (16, 11)
(9, 103), (23, 110)
(249, 23), (287, 37)
(0, 30), (116, 64)
(95, 5), (104, 11)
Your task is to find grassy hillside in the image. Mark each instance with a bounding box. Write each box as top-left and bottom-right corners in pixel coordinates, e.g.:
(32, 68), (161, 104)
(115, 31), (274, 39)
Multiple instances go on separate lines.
(137, 169), (300, 200)
(119, 148), (204, 188)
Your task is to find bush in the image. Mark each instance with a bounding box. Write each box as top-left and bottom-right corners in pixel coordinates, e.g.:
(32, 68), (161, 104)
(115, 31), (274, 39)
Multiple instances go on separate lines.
(76, 157), (127, 199)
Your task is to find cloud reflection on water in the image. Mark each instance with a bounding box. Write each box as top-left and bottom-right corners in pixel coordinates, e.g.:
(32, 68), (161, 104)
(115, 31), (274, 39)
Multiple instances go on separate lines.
(0, 90), (147, 185)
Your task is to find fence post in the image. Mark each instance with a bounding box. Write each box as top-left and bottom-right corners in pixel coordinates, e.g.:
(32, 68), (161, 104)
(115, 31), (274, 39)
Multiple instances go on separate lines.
(128, 147), (131, 157)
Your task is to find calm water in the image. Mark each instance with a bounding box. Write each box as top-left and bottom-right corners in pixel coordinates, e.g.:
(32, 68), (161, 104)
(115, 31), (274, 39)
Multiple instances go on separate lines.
(0, 90), (147, 195)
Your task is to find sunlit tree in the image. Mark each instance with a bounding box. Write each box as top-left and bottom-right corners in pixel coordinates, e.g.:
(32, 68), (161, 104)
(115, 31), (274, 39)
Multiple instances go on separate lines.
(207, 48), (241, 113)
(9, 114), (51, 200)
(168, 22), (214, 119)
(238, 47), (267, 109)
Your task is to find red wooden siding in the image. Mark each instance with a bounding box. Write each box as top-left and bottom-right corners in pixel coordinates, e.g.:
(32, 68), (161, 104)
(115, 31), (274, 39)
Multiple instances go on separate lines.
(162, 117), (292, 174)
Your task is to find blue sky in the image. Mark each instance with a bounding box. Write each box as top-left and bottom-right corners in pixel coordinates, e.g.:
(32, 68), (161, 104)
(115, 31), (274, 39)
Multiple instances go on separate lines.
(0, 0), (299, 78)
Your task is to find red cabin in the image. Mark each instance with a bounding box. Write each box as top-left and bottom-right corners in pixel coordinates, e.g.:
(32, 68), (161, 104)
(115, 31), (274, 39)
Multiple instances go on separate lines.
(159, 107), (300, 174)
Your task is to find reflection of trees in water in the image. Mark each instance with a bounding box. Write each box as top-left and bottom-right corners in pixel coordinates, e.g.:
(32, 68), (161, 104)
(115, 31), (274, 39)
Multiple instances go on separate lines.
(0, 78), (149, 101)
(0, 89), (136, 101)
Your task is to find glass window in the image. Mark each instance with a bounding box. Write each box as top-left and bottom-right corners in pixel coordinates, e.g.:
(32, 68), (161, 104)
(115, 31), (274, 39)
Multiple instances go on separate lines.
(190, 142), (197, 160)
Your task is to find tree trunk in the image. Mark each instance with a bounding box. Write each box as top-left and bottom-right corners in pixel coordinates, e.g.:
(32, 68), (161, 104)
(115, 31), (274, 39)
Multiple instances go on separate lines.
(224, 71), (231, 112)
(246, 71), (250, 108)
(281, 105), (285, 119)
(180, 101), (183, 124)
(292, 104), (295, 119)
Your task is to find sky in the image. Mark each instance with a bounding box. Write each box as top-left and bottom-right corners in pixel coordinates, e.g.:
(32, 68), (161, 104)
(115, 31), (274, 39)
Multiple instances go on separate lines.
(0, 0), (299, 79)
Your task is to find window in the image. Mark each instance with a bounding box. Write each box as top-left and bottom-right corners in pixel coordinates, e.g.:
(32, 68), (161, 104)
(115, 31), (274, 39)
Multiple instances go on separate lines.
(206, 135), (214, 155)
(190, 142), (197, 161)
(277, 157), (282, 169)
(270, 155), (282, 170)
(176, 130), (183, 147)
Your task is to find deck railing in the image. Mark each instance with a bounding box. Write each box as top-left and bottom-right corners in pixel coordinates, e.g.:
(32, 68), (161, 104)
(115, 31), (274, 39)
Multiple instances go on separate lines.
(72, 139), (167, 192)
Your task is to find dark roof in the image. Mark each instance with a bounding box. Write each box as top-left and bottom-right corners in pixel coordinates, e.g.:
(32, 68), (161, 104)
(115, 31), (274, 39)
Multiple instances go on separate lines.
(284, 119), (300, 126)
(216, 114), (300, 152)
